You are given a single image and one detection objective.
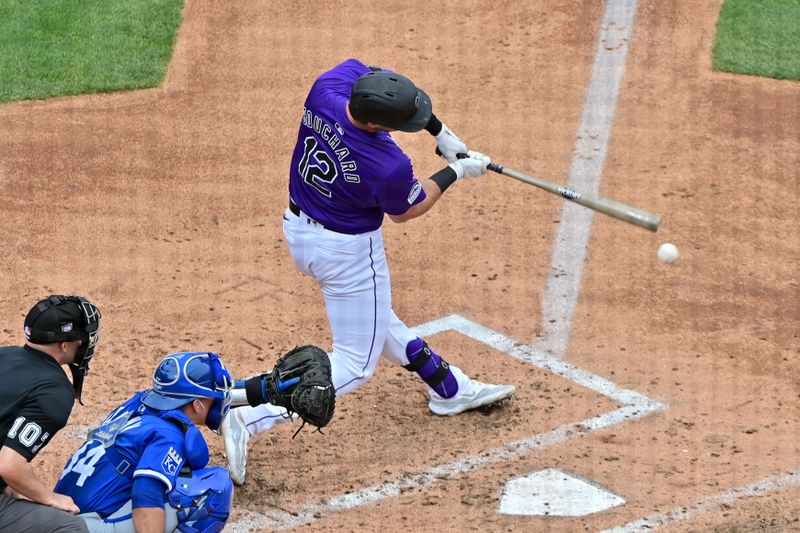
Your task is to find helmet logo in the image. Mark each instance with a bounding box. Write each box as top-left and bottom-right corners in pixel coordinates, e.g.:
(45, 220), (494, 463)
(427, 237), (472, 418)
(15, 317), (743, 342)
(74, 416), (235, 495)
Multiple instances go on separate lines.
(61, 323), (73, 333)
(153, 357), (181, 388)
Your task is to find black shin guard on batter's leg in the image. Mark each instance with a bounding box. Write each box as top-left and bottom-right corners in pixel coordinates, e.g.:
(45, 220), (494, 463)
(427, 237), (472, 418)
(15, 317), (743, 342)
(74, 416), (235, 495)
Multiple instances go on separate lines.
(403, 338), (458, 398)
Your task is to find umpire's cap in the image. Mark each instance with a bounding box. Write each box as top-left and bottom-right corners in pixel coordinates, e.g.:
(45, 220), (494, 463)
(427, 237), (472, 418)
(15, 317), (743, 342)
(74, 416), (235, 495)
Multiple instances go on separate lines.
(349, 69), (432, 132)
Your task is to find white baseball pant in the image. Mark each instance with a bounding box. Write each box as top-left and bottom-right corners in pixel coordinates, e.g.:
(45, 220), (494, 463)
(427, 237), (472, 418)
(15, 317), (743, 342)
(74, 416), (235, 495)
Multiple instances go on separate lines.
(238, 208), (470, 434)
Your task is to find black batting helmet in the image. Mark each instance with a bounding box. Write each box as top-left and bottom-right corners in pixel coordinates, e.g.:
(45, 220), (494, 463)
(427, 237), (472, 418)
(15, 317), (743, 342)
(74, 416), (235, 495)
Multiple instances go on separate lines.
(348, 69), (432, 132)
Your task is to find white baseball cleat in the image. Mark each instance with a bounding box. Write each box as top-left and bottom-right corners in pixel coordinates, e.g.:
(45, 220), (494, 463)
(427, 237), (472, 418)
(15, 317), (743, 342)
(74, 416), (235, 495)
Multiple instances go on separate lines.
(428, 380), (516, 416)
(221, 409), (251, 486)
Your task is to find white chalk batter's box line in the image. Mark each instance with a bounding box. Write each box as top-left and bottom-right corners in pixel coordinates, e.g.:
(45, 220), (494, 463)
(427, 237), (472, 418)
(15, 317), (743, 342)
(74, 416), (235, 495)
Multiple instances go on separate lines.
(230, 314), (667, 532)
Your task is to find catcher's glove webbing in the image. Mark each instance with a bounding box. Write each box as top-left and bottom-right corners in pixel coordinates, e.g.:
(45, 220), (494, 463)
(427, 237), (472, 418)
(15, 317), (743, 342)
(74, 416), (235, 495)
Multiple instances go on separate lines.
(243, 345), (335, 436)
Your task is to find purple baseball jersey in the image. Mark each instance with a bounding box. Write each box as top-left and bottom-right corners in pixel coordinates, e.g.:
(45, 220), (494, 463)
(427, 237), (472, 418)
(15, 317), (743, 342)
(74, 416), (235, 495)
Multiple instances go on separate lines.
(288, 58), (426, 234)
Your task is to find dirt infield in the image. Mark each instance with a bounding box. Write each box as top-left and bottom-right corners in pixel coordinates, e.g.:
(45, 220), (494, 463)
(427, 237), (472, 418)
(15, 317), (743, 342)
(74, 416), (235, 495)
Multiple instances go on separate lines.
(1, 1), (797, 531)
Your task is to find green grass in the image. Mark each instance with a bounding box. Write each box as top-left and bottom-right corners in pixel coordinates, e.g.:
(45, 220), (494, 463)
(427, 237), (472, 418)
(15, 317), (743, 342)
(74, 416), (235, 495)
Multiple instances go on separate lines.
(712, 0), (800, 81)
(0, 0), (184, 103)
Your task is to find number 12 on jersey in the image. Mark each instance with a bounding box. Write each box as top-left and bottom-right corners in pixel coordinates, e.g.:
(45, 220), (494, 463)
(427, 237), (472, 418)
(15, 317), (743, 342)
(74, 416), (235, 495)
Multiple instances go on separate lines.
(299, 137), (338, 197)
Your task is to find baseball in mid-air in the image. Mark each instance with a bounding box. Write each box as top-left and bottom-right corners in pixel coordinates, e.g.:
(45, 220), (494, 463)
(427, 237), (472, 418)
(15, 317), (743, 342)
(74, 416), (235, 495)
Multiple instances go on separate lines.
(657, 243), (679, 264)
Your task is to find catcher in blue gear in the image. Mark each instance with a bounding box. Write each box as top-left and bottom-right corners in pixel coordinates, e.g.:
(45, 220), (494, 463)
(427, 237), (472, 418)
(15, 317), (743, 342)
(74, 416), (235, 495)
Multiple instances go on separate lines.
(55, 346), (334, 532)
(55, 352), (235, 533)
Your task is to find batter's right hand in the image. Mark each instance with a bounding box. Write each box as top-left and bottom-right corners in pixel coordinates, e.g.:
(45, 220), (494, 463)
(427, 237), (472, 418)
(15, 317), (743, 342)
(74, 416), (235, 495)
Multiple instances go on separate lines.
(449, 150), (491, 179)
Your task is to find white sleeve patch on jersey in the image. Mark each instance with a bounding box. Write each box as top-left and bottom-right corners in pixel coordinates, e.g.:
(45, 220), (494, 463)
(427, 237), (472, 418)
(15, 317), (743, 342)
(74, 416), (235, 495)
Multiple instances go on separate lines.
(407, 180), (422, 204)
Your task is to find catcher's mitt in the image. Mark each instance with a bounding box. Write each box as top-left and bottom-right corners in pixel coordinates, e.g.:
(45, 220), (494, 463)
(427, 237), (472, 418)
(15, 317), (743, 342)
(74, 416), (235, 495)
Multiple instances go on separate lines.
(262, 345), (335, 432)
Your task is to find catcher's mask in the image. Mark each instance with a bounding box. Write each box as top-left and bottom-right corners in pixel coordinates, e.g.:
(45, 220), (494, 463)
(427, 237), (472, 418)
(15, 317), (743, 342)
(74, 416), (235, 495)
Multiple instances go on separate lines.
(24, 295), (102, 404)
(348, 68), (432, 132)
(141, 352), (233, 431)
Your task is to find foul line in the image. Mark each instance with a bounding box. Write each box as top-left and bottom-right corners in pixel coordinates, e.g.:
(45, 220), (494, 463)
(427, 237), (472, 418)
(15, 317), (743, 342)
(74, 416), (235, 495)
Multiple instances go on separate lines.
(535, 0), (639, 359)
(229, 315), (665, 532)
(599, 468), (800, 532)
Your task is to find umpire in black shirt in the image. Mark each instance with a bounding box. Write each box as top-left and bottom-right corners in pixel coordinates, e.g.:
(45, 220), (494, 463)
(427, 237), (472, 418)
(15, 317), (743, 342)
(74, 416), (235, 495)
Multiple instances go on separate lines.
(0, 295), (101, 532)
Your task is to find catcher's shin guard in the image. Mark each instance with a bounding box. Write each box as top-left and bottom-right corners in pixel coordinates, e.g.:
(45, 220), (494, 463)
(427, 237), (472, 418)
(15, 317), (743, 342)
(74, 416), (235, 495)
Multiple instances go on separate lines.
(403, 338), (458, 398)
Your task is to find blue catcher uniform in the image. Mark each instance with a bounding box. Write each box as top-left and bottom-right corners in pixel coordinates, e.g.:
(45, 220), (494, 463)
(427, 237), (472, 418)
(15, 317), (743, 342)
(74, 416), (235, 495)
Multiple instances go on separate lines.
(55, 352), (234, 533)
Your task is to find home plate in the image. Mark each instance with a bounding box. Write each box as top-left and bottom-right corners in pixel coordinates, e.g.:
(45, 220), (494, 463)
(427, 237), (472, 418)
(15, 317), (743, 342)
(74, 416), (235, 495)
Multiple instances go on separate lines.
(498, 468), (625, 517)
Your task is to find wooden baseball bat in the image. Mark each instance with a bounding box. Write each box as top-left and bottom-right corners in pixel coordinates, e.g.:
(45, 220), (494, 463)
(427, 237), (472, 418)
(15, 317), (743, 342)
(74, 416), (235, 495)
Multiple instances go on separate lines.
(436, 149), (661, 231)
(486, 162), (661, 232)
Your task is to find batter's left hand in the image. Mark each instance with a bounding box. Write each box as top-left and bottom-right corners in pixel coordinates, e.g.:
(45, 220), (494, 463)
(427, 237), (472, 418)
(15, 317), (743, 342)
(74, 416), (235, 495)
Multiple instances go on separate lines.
(435, 123), (468, 163)
(449, 150), (491, 179)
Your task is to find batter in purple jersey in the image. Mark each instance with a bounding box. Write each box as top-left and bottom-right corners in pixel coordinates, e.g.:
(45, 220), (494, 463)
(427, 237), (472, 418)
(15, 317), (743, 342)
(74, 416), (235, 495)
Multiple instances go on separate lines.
(223, 58), (516, 485)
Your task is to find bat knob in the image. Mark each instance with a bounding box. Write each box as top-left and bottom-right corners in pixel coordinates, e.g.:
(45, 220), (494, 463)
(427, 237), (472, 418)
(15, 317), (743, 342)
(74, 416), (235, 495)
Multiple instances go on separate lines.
(435, 147), (469, 160)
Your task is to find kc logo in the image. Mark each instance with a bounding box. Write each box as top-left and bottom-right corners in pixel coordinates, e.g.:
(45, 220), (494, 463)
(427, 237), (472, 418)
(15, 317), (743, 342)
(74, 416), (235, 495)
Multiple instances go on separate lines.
(162, 446), (183, 475)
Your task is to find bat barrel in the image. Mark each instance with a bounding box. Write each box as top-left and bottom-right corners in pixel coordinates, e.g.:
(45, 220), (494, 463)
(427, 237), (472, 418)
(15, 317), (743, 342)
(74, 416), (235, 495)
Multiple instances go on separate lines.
(492, 162), (661, 232)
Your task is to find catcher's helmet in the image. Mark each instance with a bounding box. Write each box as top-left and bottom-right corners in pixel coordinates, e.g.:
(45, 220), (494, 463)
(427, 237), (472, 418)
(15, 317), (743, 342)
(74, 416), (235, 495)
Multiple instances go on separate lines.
(141, 352), (233, 431)
(348, 69), (432, 132)
(24, 295), (102, 403)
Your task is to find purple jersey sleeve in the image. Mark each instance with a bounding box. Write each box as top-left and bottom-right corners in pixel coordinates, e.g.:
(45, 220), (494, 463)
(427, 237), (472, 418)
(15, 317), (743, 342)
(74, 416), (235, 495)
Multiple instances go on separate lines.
(374, 160), (426, 215)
